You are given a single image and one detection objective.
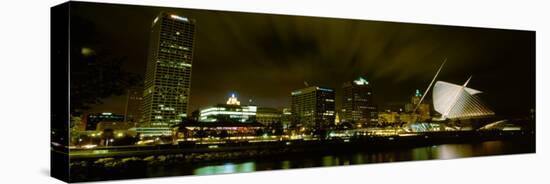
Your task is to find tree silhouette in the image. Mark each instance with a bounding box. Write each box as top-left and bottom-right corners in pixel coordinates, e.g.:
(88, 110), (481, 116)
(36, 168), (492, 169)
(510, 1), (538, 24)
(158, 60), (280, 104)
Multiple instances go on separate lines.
(69, 16), (141, 113)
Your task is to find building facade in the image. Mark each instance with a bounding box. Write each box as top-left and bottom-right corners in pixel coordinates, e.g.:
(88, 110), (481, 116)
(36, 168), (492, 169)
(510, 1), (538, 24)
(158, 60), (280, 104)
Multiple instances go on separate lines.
(199, 94), (257, 123)
(281, 108), (292, 129)
(404, 89), (431, 121)
(291, 86), (336, 130)
(341, 77), (377, 125)
(84, 112), (125, 131)
(124, 87), (143, 123)
(256, 107), (282, 125)
(142, 13), (196, 128)
(377, 110), (400, 125)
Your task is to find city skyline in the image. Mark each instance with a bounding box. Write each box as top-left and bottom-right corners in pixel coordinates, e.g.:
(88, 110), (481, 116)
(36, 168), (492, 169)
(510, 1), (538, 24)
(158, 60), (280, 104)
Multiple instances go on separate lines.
(70, 2), (535, 117)
(51, 2), (536, 182)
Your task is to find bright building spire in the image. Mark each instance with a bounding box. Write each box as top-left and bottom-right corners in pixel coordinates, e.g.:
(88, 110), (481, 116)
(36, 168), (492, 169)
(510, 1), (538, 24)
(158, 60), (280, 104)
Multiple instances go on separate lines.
(226, 93), (240, 105)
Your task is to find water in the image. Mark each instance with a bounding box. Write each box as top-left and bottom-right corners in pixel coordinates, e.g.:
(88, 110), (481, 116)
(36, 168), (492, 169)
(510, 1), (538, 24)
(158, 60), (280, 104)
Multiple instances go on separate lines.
(144, 140), (534, 177)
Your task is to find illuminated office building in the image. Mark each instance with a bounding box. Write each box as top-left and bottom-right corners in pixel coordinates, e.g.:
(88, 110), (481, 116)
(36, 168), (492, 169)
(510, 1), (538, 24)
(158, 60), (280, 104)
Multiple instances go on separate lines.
(291, 86), (335, 130)
(341, 77), (377, 125)
(256, 107), (282, 125)
(199, 94), (257, 123)
(142, 13), (196, 128)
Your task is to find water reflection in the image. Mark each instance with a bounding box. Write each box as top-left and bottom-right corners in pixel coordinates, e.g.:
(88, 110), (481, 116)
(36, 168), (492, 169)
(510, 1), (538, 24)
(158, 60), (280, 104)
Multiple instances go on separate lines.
(281, 160), (291, 169)
(170, 140), (531, 176)
(194, 162), (255, 175)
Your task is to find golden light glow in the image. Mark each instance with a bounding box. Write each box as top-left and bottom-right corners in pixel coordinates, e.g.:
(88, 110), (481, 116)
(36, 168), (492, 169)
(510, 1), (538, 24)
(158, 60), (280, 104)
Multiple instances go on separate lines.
(226, 93), (240, 105)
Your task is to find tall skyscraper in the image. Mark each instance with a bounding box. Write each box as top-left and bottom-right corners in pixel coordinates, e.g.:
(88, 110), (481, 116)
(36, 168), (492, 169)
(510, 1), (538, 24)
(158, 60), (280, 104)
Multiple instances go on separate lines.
(142, 13), (196, 128)
(341, 77), (377, 125)
(291, 86), (335, 130)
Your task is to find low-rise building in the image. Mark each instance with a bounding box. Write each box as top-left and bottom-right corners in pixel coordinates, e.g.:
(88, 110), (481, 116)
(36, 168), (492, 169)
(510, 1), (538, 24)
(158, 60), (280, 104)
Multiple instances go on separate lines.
(256, 107), (282, 125)
(199, 94), (257, 123)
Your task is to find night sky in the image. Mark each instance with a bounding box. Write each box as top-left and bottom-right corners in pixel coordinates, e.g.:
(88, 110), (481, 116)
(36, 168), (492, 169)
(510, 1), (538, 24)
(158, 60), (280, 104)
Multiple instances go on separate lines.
(72, 2), (535, 117)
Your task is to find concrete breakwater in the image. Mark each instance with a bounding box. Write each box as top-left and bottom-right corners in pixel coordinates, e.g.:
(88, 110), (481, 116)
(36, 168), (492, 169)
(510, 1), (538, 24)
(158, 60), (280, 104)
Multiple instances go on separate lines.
(69, 130), (533, 163)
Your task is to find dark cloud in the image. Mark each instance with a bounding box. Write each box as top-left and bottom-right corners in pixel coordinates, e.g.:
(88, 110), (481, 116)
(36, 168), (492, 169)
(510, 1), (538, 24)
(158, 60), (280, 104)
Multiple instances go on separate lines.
(74, 2), (535, 116)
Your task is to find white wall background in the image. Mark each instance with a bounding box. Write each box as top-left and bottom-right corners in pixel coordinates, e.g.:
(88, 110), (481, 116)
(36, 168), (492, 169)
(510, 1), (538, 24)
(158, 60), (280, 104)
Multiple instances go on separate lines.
(0, 0), (548, 183)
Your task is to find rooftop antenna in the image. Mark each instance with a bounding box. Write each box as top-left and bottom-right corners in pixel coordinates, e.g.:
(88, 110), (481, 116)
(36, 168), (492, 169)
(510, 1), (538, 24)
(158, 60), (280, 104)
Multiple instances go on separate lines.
(413, 58), (447, 113)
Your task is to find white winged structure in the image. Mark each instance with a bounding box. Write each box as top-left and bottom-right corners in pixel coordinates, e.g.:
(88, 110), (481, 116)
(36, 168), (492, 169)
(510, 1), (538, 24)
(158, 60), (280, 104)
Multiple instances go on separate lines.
(432, 78), (494, 120)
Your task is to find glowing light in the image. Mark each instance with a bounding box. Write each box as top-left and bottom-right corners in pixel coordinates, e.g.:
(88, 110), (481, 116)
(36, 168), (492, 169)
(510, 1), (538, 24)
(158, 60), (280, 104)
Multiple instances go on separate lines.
(170, 14), (189, 22)
(81, 47), (94, 56)
(353, 77), (369, 85)
(317, 87), (334, 92)
(208, 145), (219, 149)
(152, 16), (159, 25)
(415, 89), (422, 97)
(82, 144), (97, 149)
(226, 93), (241, 105)
(291, 91), (302, 96)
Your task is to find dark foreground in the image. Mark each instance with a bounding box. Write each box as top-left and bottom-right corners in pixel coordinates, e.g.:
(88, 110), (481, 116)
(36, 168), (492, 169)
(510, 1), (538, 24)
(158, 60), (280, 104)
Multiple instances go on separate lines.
(63, 131), (535, 182)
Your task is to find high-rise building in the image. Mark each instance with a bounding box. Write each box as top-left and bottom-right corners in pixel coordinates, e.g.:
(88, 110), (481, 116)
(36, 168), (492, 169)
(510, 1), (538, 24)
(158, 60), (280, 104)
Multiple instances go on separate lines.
(291, 86), (335, 130)
(124, 87), (143, 123)
(341, 77), (377, 125)
(142, 13), (196, 128)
